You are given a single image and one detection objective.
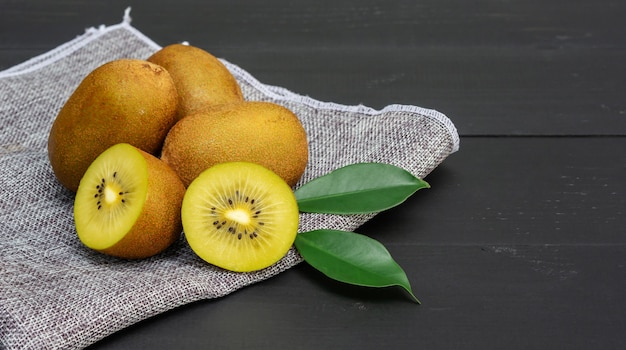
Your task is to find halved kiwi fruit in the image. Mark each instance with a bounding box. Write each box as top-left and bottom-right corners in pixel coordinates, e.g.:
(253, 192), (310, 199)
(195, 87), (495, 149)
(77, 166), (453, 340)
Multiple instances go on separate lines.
(182, 162), (299, 272)
(74, 143), (185, 259)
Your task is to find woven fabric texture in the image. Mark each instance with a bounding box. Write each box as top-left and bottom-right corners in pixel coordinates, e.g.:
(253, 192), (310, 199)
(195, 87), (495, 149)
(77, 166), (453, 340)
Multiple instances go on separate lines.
(0, 16), (459, 350)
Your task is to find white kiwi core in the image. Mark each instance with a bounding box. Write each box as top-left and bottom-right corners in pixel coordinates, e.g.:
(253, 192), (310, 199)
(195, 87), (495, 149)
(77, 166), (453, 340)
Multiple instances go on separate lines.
(103, 184), (122, 205)
(225, 208), (252, 225)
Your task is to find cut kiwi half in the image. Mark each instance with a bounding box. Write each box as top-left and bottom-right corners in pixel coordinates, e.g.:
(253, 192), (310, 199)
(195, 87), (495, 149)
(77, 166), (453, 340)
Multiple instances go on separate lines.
(182, 162), (299, 272)
(74, 143), (185, 259)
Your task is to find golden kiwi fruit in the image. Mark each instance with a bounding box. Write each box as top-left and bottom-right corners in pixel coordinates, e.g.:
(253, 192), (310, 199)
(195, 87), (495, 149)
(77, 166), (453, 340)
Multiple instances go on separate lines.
(182, 162), (299, 272)
(160, 101), (309, 187)
(74, 143), (186, 259)
(47, 59), (179, 192)
(147, 43), (244, 119)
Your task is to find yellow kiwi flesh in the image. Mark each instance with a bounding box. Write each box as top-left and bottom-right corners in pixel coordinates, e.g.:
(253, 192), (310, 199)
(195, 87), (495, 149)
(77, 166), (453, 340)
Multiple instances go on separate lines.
(74, 143), (185, 259)
(47, 59), (179, 192)
(182, 162), (299, 272)
(147, 43), (244, 119)
(161, 101), (309, 187)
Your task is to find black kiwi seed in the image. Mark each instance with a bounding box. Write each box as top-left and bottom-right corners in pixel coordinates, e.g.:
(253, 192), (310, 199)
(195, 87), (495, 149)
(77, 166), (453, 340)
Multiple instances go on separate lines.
(228, 199), (233, 205)
(113, 172), (117, 178)
(237, 233), (242, 240)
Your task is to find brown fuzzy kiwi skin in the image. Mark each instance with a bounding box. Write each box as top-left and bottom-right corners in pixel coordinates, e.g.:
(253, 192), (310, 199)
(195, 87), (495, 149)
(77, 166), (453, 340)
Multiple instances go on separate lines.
(47, 59), (179, 192)
(147, 43), (244, 119)
(161, 101), (309, 188)
(99, 148), (186, 259)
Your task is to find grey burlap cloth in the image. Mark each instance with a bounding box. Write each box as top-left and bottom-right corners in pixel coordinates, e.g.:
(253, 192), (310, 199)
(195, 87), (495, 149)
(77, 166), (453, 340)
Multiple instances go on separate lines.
(0, 13), (459, 350)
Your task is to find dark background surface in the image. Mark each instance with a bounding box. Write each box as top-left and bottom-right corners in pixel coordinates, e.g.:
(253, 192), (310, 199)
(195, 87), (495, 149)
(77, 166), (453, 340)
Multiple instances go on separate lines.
(1, 1), (625, 349)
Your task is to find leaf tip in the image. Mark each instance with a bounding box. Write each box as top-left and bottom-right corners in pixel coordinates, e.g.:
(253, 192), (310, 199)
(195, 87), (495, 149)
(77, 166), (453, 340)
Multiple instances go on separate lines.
(402, 286), (421, 304)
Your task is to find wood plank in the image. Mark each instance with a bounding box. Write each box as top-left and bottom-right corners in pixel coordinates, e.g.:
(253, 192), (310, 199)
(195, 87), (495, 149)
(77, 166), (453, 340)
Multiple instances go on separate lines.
(218, 47), (626, 136)
(3, 1), (625, 49)
(360, 137), (626, 245)
(89, 244), (626, 349)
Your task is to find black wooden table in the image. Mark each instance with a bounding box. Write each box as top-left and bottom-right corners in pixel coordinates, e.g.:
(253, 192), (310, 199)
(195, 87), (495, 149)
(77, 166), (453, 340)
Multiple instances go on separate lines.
(2, 1), (625, 349)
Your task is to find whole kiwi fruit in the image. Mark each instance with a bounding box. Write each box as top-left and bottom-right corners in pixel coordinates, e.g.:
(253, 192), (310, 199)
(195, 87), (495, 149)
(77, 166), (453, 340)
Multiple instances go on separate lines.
(147, 43), (244, 119)
(47, 59), (179, 192)
(74, 143), (186, 259)
(160, 101), (309, 187)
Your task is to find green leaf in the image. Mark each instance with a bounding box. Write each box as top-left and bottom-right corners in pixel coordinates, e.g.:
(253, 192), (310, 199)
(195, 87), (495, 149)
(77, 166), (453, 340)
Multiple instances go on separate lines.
(295, 229), (420, 303)
(294, 163), (429, 214)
